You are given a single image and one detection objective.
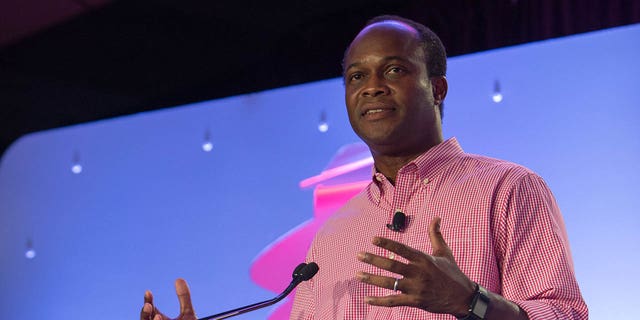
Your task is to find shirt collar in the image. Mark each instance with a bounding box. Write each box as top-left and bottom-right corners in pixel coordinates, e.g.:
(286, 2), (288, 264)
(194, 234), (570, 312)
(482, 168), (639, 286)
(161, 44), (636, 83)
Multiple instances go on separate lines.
(405, 137), (465, 181)
(368, 137), (465, 200)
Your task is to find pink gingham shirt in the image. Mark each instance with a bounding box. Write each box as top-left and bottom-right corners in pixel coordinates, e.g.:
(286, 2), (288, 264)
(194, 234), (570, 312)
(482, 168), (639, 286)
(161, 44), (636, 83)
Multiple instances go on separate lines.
(290, 138), (587, 319)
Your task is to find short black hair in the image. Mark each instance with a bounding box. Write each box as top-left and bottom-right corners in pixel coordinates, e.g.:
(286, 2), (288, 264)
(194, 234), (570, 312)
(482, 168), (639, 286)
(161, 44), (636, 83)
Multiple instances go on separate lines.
(344, 15), (448, 119)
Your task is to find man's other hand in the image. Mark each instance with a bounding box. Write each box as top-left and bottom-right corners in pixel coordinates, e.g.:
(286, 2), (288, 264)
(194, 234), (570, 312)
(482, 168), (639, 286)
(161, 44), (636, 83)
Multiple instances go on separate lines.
(140, 279), (197, 320)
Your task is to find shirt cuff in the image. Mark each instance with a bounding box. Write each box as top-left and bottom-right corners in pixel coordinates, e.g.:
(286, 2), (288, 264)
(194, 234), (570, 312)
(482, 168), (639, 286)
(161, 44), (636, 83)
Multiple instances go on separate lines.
(512, 299), (587, 320)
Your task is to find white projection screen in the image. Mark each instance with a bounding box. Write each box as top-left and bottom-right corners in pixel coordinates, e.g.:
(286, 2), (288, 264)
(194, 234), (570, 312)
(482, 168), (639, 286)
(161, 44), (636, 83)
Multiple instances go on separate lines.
(1, 23), (639, 319)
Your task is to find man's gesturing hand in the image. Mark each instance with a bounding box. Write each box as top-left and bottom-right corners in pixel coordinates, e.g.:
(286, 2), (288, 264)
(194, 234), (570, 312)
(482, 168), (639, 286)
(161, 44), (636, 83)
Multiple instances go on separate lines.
(356, 216), (476, 317)
(140, 278), (197, 320)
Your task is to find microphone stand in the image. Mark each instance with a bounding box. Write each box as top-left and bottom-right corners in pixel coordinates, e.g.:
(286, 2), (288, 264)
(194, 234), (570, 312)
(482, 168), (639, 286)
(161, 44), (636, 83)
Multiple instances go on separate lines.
(198, 262), (318, 320)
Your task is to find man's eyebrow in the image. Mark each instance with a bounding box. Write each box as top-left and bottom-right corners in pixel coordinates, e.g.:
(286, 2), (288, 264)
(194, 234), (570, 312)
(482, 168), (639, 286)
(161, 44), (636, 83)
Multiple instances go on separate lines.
(344, 62), (361, 73)
(344, 56), (413, 73)
(381, 56), (412, 64)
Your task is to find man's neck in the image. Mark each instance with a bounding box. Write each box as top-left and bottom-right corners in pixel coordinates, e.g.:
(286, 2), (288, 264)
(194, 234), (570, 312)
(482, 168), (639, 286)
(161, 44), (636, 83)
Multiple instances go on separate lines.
(373, 155), (418, 185)
(371, 139), (443, 184)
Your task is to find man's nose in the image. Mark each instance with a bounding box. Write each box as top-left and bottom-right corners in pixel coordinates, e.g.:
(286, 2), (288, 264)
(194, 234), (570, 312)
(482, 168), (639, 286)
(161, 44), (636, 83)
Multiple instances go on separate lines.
(362, 76), (390, 97)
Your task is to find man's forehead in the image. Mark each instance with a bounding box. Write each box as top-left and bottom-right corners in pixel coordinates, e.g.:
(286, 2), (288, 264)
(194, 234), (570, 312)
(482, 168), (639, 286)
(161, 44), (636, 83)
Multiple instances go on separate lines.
(347, 20), (421, 52)
(345, 21), (421, 60)
(343, 20), (423, 71)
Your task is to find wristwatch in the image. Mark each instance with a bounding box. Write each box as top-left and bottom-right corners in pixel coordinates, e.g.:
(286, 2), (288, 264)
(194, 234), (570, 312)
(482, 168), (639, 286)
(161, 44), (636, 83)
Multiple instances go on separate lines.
(457, 283), (489, 320)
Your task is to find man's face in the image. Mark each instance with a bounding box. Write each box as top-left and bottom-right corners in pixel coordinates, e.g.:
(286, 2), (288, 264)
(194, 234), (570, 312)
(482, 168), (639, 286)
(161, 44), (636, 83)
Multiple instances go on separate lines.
(343, 22), (442, 156)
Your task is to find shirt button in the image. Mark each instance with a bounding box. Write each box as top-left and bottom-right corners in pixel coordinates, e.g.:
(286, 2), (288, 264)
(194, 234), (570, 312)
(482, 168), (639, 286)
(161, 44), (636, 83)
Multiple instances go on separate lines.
(389, 253), (395, 260)
(423, 178), (430, 185)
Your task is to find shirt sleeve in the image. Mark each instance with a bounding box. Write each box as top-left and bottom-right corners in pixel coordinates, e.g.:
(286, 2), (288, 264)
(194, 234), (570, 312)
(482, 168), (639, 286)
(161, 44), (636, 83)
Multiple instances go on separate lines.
(499, 173), (588, 319)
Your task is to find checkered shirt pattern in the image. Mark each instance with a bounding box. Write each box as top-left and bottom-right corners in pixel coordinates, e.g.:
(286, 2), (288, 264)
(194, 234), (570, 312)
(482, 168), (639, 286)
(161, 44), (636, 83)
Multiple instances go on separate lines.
(290, 138), (588, 319)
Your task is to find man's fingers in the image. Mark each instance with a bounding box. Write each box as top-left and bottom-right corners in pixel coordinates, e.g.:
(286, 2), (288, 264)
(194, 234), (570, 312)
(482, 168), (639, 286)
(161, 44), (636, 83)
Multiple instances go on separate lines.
(175, 278), (196, 316)
(356, 272), (401, 291)
(371, 237), (423, 261)
(428, 217), (453, 258)
(144, 290), (154, 304)
(140, 302), (152, 320)
(357, 251), (409, 275)
(140, 291), (154, 320)
(364, 294), (410, 307)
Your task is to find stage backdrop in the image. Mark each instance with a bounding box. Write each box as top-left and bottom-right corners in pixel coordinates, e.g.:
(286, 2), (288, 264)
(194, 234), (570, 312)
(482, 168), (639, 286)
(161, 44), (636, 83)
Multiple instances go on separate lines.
(1, 24), (639, 319)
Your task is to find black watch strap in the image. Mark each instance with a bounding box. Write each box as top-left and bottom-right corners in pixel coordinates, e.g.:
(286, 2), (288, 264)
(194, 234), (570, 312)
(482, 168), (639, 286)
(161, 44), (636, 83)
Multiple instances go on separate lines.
(457, 283), (489, 320)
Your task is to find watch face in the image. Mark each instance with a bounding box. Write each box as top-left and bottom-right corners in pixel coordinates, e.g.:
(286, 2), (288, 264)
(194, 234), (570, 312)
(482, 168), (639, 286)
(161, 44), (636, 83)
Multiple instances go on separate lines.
(472, 285), (489, 318)
(473, 299), (488, 318)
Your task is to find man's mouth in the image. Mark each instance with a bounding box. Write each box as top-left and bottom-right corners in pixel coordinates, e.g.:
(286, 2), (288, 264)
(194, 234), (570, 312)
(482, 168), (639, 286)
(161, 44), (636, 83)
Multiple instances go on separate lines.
(361, 107), (395, 117)
(364, 109), (384, 115)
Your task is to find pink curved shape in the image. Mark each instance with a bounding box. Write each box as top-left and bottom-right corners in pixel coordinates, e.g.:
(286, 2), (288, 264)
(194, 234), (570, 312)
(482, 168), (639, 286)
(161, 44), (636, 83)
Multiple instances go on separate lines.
(300, 142), (373, 189)
(250, 143), (373, 319)
(299, 157), (373, 189)
(249, 181), (370, 291)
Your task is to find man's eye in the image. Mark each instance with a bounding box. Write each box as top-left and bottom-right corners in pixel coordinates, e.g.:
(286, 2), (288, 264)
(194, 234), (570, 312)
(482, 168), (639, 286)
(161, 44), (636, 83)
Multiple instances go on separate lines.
(388, 67), (404, 74)
(349, 73), (364, 81)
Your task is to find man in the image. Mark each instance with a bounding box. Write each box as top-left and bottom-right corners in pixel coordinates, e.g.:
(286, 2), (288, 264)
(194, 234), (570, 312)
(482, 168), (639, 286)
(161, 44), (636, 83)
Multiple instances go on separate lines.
(140, 15), (587, 320)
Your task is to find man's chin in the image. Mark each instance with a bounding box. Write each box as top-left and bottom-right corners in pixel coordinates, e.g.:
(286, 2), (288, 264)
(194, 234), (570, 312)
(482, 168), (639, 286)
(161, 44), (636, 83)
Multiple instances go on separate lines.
(361, 136), (406, 152)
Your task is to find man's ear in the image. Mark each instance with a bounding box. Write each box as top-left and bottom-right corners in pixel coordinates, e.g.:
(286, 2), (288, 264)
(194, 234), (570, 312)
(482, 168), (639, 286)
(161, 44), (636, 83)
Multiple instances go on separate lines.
(431, 76), (448, 105)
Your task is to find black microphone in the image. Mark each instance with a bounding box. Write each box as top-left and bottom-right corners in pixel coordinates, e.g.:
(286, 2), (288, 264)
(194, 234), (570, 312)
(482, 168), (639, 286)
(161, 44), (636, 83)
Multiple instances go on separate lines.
(197, 262), (319, 320)
(386, 210), (406, 232)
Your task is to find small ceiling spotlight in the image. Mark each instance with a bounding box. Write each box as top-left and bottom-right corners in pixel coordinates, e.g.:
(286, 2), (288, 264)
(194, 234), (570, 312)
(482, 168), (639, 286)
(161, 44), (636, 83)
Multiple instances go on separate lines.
(318, 111), (329, 133)
(202, 142), (213, 152)
(25, 238), (36, 259)
(492, 80), (503, 103)
(202, 129), (213, 152)
(71, 152), (82, 174)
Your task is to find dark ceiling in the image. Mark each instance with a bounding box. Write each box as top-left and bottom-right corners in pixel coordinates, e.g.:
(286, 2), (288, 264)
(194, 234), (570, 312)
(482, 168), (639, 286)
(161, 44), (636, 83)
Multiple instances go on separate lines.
(1, 0), (638, 157)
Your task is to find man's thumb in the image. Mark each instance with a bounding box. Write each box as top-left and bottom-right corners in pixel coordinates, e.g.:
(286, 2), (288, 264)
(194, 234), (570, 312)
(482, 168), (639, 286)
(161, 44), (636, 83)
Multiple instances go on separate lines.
(429, 216), (452, 258)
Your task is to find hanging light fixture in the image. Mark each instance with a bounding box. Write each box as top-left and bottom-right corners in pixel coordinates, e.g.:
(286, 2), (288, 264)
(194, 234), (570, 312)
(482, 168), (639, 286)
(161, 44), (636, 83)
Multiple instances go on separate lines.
(202, 129), (213, 152)
(71, 151), (82, 174)
(492, 80), (503, 103)
(318, 110), (329, 133)
(25, 238), (36, 259)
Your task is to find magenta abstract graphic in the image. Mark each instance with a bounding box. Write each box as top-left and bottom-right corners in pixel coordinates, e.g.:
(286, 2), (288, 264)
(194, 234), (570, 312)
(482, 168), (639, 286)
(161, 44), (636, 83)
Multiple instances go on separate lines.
(249, 143), (373, 319)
